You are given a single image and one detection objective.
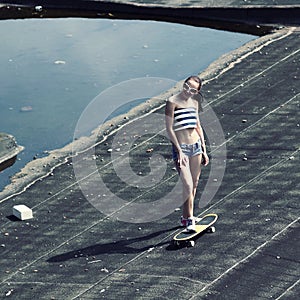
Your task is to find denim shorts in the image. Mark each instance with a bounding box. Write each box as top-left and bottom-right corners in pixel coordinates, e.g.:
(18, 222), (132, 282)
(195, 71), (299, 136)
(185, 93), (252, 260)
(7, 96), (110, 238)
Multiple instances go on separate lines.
(172, 139), (203, 161)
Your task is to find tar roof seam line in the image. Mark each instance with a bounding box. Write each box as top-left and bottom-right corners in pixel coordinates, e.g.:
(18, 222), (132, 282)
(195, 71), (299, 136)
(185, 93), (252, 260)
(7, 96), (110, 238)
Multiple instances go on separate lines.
(5, 281), (90, 287)
(70, 250), (152, 299)
(275, 277), (300, 300)
(0, 99), (166, 205)
(103, 272), (206, 285)
(206, 47), (300, 108)
(215, 92), (300, 149)
(199, 147), (299, 218)
(202, 27), (297, 88)
(0, 154), (75, 204)
(190, 217), (300, 298)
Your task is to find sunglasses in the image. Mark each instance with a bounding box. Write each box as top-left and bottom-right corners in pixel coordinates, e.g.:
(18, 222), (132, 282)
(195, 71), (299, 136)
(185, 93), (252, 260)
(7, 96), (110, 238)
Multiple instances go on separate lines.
(183, 82), (199, 95)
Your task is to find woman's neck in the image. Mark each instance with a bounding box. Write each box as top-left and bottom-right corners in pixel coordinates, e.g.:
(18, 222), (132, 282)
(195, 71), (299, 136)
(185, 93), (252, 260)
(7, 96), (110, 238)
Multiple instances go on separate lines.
(178, 91), (190, 101)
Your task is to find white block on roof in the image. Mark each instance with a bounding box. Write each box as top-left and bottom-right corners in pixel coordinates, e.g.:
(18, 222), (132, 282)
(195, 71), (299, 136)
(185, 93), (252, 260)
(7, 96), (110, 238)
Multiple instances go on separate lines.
(13, 205), (33, 220)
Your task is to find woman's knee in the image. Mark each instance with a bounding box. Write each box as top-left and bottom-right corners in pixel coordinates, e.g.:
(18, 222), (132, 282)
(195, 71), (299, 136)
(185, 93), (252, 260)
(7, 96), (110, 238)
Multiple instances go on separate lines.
(182, 181), (193, 196)
(193, 176), (199, 188)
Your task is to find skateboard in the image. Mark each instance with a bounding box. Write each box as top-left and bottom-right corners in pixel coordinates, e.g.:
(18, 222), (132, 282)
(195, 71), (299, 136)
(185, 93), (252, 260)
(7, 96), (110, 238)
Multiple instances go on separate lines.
(173, 213), (218, 247)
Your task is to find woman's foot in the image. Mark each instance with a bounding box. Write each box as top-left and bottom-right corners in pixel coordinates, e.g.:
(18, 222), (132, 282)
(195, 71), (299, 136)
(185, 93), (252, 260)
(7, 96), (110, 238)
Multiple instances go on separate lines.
(180, 216), (188, 227)
(186, 217), (196, 232)
(180, 216), (201, 227)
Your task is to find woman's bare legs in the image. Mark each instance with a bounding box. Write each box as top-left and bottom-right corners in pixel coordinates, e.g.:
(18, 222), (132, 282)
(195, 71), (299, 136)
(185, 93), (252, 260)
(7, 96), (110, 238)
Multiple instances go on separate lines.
(177, 153), (202, 219)
(191, 154), (202, 196)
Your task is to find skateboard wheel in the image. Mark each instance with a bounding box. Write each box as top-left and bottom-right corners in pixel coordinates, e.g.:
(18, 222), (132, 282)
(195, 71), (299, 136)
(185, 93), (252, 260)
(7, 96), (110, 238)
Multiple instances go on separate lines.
(207, 226), (216, 233)
(173, 241), (180, 247)
(189, 241), (195, 247)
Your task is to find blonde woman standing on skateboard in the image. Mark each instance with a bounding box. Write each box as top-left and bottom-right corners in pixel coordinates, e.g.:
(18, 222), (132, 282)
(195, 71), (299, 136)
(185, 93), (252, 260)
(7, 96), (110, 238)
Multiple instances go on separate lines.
(165, 75), (209, 231)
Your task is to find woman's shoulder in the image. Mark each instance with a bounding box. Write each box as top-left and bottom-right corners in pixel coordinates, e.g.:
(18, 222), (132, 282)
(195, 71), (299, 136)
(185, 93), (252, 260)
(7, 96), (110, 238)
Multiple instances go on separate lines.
(167, 94), (184, 106)
(166, 95), (177, 109)
(167, 94), (177, 103)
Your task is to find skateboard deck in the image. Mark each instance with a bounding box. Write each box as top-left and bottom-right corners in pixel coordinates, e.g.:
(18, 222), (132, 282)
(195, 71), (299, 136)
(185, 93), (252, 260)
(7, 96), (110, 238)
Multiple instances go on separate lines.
(173, 213), (218, 247)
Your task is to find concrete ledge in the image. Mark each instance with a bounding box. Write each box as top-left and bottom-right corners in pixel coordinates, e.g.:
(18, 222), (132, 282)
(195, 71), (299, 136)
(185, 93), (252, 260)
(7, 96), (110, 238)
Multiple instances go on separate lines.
(0, 133), (24, 172)
(0, 1), (300, 35)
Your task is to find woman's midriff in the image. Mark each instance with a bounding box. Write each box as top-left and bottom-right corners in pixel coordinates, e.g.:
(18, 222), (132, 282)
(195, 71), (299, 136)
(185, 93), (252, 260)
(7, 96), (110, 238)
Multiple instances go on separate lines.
(175, 128), (199, 145)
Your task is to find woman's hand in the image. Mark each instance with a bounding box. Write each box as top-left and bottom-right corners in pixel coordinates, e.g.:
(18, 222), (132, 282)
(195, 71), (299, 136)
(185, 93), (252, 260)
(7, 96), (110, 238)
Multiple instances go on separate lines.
(177, 150), (189, 169)
(202, 152), (210, 166)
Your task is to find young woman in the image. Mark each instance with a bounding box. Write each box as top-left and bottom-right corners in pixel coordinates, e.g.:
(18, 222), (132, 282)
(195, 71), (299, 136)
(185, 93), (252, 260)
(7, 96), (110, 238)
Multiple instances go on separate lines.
(165, 75), (209, 231)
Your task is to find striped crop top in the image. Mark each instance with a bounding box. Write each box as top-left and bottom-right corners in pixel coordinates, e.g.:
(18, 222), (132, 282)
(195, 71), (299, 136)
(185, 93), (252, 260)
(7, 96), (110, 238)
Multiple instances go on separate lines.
(173, 107), (197, 131)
